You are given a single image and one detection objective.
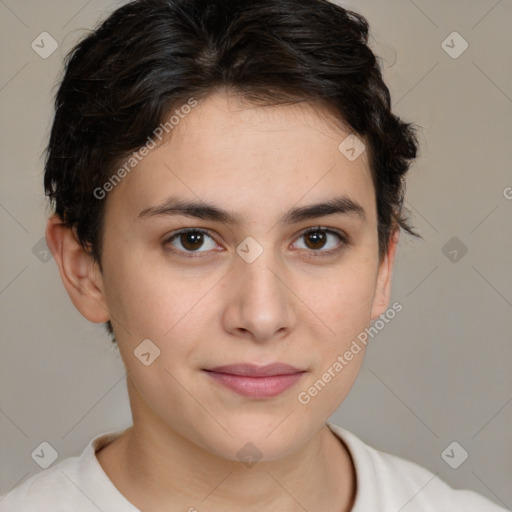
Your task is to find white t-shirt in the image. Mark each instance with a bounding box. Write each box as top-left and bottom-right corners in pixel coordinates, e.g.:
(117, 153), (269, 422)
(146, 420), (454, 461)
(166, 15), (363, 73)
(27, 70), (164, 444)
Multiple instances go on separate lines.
(0, 422), (507, 511)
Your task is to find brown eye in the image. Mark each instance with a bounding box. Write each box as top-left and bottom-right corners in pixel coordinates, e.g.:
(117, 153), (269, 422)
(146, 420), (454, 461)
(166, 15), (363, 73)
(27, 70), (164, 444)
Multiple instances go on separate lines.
(304, 230), (328, 250)
(293, 227), (347, 256)
(178, 231), (206, 251)
(165, 228), (218, 256)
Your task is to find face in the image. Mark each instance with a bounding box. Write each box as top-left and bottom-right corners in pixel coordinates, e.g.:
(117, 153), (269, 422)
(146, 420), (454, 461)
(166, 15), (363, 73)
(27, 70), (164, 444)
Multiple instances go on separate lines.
(51, 90), (397, 462)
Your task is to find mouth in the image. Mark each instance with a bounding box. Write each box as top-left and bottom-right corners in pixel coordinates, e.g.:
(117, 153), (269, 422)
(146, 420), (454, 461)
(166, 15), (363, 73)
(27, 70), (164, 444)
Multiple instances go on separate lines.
(203, 363), (306, 399)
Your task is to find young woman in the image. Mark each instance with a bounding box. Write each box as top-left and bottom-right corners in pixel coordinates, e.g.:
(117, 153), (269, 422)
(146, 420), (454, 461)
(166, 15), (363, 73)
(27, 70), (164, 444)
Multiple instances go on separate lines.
(1, 1), (506, 510)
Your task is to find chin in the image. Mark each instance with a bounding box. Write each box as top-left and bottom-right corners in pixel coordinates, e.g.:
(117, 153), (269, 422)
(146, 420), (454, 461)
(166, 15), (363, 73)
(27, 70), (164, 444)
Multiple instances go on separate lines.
(194, 414), (317, 464)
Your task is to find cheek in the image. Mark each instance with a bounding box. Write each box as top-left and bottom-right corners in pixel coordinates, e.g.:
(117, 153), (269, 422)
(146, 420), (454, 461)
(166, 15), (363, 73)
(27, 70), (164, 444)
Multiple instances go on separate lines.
(101, 245), (201, 340)
(317, 261), (378, 340)
(104, 241), (378, 349)
(295, 270), (374, 417)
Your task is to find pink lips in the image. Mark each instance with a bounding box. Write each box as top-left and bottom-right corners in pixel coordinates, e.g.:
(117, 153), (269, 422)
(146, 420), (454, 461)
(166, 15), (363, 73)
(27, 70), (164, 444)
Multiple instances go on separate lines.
(204, 363), (306, 398)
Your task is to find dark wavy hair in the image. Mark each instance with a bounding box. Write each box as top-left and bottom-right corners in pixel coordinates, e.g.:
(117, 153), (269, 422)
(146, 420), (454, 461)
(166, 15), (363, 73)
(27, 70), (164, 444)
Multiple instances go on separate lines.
(44, 0), (421, 342)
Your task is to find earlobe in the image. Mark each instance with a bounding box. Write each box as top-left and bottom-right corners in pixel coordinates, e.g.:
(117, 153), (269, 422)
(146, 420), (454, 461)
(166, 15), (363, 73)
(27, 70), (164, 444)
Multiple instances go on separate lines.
(45, 214), (110, 324)
(370, 227), (400, 321)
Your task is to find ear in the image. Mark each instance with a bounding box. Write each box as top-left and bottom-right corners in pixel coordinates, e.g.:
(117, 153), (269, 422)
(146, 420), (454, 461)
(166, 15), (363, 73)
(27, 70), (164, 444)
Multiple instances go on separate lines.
(370, 226), (400, 321)
(45, 214), (110, 324)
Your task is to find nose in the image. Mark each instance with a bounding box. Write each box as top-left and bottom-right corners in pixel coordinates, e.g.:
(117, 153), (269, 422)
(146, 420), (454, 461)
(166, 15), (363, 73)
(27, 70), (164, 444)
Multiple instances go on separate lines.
(220, 246), (297, 344)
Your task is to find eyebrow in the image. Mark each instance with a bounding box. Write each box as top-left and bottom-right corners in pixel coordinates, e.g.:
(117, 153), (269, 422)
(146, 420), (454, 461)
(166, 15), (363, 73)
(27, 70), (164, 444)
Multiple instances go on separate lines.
(137, 195), (367, 225)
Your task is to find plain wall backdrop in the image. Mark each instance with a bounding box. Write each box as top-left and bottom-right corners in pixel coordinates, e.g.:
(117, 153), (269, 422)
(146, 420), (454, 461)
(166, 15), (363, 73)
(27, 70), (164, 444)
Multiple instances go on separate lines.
(0, 0), (511, 508)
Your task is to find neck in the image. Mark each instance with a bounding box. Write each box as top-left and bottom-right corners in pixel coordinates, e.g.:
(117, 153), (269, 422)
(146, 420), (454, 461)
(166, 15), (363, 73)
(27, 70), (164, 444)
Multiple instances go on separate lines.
(96, 379), (356, 512)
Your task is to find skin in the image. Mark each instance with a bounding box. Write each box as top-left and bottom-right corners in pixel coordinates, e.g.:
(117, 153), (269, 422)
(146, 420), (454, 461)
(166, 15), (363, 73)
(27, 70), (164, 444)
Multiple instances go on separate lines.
(46, 88), (399, 512)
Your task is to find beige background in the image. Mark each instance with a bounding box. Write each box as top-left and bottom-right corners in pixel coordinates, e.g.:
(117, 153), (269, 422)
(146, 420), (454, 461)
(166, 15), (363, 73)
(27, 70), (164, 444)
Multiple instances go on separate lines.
(0, 0), (511, 508)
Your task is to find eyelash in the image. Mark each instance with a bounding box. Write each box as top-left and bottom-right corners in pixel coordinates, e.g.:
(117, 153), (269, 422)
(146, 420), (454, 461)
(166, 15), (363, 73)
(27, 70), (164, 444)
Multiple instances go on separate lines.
(164, 226), (349, 259)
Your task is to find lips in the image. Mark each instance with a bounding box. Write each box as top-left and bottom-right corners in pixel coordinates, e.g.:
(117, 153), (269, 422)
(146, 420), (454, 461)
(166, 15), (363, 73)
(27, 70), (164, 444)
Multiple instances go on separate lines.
(204, 363), (306, 398)
(206, 363), (304, 377)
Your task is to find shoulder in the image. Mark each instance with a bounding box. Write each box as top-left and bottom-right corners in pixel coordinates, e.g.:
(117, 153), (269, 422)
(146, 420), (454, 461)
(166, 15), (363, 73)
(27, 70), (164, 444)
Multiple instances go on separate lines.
(0, 429), (130, 512)
(327, 422), (508, 512)
(0, 456), (92, 512)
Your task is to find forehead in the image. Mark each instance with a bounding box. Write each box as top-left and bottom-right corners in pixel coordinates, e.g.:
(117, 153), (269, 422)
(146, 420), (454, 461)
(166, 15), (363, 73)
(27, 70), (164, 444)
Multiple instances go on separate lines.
(104, 91), (376, 226)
